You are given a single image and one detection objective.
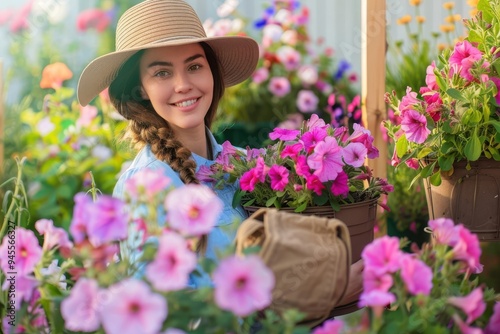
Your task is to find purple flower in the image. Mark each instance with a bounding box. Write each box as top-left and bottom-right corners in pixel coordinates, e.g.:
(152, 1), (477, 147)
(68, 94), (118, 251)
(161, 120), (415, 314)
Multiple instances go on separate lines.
(296, 90), (319, 113)
(213, 255), (274, 317)
(145, 232), (197, 291)
(101, 279), (167, 334)
(165, 184), (223, 236)
(399, 255), (433, 296)
(334, 59), (351, 80)
(87, 195), (128, 247)
(342, 142), (367, 168)
(61, 278), (101, 332)
(268, 77), (291, 97)
(330, 171), (349, 197)
(276, 45), (301, 70)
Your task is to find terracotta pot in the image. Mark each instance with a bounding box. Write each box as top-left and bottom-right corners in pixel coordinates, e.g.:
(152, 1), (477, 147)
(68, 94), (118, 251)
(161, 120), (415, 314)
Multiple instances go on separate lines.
(423, 158), (500, 241)
(244, 198), (378, 263)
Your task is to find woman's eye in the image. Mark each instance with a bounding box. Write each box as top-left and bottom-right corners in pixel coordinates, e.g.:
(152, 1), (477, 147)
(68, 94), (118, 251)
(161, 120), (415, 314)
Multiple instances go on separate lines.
(154, 70), (170, 77)
(189, 64), (202, 71)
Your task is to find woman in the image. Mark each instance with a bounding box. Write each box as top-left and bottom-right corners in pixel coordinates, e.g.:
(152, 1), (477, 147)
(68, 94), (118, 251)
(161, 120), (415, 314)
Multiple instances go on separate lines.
(77, 0), (362, 302)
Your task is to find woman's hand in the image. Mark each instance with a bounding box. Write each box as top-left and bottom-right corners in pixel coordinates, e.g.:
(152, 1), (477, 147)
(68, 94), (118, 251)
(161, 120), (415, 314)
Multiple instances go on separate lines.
(338, 259), (364, 305)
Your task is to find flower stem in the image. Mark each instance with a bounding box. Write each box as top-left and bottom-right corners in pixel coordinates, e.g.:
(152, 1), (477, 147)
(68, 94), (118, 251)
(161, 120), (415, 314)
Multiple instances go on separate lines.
(0, 157), (27, 239)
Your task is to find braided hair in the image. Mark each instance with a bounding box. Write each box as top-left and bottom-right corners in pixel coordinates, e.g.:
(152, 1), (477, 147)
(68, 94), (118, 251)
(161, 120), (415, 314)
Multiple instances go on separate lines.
(109, 42), (225, 253)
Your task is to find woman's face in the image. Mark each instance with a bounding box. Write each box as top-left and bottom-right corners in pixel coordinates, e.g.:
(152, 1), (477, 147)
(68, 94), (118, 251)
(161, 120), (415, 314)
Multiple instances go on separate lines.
(139, 43), (214, 135)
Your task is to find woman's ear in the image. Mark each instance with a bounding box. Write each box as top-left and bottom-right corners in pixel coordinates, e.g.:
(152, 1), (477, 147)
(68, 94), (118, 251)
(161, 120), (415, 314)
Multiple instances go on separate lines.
(140, 86), (149, 100)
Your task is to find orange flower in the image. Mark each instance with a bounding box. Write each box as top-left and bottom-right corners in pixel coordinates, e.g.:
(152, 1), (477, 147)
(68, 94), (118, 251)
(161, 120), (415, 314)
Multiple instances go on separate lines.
(437, 43), (448, 52)
(443, 2), (455, 10)
(467, 0), (479, 7)
(409, 0), (422, 6)
(40, 62), (73, 89)
(470, 8), (478, 17)
(445, 14), (461, 23)
(440, 24), (455, 33)
(397, 15), (412, 25)
(416, 16), (426, 23)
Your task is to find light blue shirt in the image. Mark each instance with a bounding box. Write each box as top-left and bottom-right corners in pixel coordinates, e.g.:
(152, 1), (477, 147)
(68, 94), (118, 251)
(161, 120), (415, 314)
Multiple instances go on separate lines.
(113, 131), (247, 288)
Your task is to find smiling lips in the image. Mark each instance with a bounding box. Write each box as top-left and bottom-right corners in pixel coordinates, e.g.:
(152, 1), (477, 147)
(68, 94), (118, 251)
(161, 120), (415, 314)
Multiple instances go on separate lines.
(173, 98), (199, 108)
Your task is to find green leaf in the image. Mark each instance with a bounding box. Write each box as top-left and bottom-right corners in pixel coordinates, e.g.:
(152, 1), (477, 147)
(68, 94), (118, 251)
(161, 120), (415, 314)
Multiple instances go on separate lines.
(446, 88), (467, 101)
(417, 147), (433, 159)
(313, 193), (329, 206)
(430, 170), (442, 186)
(477, 0), (494, 21)
(488, 146), (500, 160)
(294, 201), (308, 213)
(438, 155), (455, 171)
(242, 198), (255, 206)
(265, 196), (277, 207)
(467, 30), (482, 44)
(396, 135), (409, 158)
(464, 133), (482, 161)
(232, 189), (244, 208)
(434, 69), (447, 91)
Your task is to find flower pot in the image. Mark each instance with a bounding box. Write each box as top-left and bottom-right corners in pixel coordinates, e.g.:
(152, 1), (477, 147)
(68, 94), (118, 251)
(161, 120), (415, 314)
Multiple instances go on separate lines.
(244, 198), (378, 263)
(423, 158), (500, 241)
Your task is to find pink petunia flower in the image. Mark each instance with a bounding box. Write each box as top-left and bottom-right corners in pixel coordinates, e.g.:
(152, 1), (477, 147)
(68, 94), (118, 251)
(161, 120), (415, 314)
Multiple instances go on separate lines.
(311, 319), (344, 334)
(405, 158), (419, 170)
(425, 61), (439, 90)
(399, 254), (433, 296)
(485, 302), (500, 334)
(400, 109), (431, 144)
(216, 140), (238, 166)
(398, 87), (422, 115)
(100, 279), (167, 334)
(343, 142), (368, 168)
(77, 105), (98, 127)
(330, 171), (349, 197)
(449, 41), (483, 81)
(362, 236), (403, 276)
(35, 219), (73, 251)
(307, 136), (344, 182)
(76, 9), (111, 32)
(296, 90), (319, 113)
(451, 225), (483, 274)
(0, 228), (42, 276)
(196, 165), (216, 182)
(268, 77), (291, 97)
(87, 195), (128, 247)
(358, 290), (396, 308)
(490, 77), (500, 106)
(165, 184), (223, 236)
(362, 268), (393, 293)
(452, 314), (484, 334)
(269, 128), (300, 141)
(268, 165), (289, 191)
(297, 64), (318, 85)
(306, 174), (325, 195)
(295, 155), (311, 178)
(145, 232), (197, 291)
(213, 255), (274, 317)
(280, 142), (304, 160)
(1, 274), (38, 310)
(252, 67), (269, 84)
(61, 278), (101, 332)
(300, 126), (327, 153)
(428, 217), (458, 245)
(276, 45), (301, 70)
(240, 169), (261, 192)
(448, 287), (486, 324)
(69, 192), (93, 244)
(125, 168), (172, 201)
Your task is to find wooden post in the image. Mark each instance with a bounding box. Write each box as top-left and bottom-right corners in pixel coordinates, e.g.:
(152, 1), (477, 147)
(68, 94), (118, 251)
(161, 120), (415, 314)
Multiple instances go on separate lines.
(0, 60), (3, 176)
(361, 0), (387, 180)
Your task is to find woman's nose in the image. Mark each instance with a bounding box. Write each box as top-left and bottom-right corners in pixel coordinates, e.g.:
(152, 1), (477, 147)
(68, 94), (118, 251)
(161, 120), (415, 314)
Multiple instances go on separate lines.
(173, 72), (192, 93)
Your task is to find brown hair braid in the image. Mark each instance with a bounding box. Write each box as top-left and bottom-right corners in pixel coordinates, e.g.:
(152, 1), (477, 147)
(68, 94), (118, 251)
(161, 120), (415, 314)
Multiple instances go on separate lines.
(108, 42), (226, 253)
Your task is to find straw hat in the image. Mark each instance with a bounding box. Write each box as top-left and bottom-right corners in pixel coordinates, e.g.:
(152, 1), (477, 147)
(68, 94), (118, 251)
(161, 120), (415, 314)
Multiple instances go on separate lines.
(77, 0), (259, 106)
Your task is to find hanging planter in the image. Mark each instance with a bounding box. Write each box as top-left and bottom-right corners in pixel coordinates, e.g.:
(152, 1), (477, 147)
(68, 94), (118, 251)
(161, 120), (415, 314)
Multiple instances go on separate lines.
(423, 158), (500, 241)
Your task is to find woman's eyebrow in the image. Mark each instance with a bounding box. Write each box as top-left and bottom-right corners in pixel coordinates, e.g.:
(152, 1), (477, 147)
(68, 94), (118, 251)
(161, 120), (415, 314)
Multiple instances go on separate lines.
(146, 54), (205, 68)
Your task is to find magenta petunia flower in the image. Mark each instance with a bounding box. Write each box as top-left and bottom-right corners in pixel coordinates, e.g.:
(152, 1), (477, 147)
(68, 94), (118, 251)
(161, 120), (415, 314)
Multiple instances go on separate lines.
(311, 319), (344, 334)
(362, 268), (393, 293)
(0, 228), (42, 276)
(100, 279), (167, 334)
(342, 142), (368, 168)
(485, 302), (500, 334)
(145, 232), (197, 291)
(165, 184), (223, 236)
(405, 158), (420, 170)
(76, 9), (111, 32)
(358, 290), (396, 308)
(490, 77), (500, 106)
(425, 61), (438, 90)
(125, 168), (172, 201)
(330, 171), (349, 197)
(451, 225), (483, 274)
(268, 77), (291, 97)
(216, 140), (238, 166)
(269, 128), (300, 141)
(400, 109), (431, 144)
(296, 90), (319, 113)
(398, 87), (422, 115)
(240, 169), (260, 192)
(306, 174), (325, 195)
(300, 126), (327, 153)
(70, 192), (93, 243)
(399, 255), (433, 296)
(362, 236), (403, 276)
(448, 287), (486, 324)
(213, 255), (274, 317)
(276, 45), (301, 70)
(295, 155), (311, 178)
(61, 278), (101, 332)
(87, 195), (128, 247)
(307, 136), (344, 182)
(268, 165), (289, 191)
(428, 217), (458, 246)
(307, 114), (327, 129)
(35, 219), (73, 251)
(196, 165), (216, 182)
(449, 40), (483, 81)
(280, 142), (304, 160)
(347, 123), (379, 159)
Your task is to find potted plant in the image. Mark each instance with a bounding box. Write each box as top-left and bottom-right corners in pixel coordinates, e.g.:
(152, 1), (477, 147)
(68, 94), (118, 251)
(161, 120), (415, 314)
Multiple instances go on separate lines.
(383, 0), (500, 241)
(199, 114), (394, 262)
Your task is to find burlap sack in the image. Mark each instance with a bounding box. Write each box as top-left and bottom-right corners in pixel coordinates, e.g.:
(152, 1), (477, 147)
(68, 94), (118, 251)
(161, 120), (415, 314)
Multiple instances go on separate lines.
(235, 208), (352, 328)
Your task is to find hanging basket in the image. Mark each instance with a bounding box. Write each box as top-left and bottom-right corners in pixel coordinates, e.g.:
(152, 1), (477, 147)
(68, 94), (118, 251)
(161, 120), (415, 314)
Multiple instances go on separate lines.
(244, 198), (378, 263)
(423, 158), (500, 241)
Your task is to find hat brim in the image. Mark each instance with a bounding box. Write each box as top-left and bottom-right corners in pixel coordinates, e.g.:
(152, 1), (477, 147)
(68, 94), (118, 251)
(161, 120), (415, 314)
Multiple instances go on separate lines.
(77, 36), (259, 106)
